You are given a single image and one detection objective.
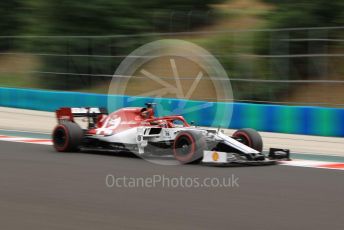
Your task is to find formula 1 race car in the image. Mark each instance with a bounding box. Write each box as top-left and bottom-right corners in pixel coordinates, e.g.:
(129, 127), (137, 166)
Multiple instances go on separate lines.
(52, 103), (290, 165)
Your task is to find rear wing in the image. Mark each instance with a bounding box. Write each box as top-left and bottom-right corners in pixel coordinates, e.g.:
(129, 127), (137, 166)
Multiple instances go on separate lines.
(56, 107), (108, 122)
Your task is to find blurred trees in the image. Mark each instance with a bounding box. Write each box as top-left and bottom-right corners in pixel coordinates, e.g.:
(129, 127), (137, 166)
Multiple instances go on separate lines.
(250, 0), (344, 98)
(0, 1), (24, 50)
(9, 0), (221, 89)
(257, 0), (343, 56)
(0, 0), (342, 92)
(0, 1), (23, 36)
(264, 0), (343, 28)
(23, 0), (221, 35)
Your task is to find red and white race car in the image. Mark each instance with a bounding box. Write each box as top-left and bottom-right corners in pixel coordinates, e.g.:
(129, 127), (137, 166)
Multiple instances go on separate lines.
(52, 103), (289, 165)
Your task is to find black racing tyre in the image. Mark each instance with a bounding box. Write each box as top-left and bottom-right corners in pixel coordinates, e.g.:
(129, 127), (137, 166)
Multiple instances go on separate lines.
(232, 128), (263, 152)
(52, 121), (83, 152)
(173, 130), (207, 164)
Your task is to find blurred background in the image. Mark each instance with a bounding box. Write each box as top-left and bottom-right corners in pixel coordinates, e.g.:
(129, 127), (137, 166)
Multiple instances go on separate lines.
(0, 0), (343, 106)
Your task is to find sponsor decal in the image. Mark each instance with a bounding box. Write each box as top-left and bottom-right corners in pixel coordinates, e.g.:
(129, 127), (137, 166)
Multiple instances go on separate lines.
(71, 108), (101, 114)
(212, 151), (219, 161)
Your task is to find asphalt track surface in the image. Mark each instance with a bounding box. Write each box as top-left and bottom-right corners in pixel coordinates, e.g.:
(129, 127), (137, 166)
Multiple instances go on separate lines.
(1, 141), (343, 230)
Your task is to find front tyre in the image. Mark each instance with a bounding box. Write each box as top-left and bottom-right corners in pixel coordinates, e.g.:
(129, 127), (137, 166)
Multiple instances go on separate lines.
(173, 131), (207, 164)
(52, 122), (83, 152)
(232, 128), (263, 152)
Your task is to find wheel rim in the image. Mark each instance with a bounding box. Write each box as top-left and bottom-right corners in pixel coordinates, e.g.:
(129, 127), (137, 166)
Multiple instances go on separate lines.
(177, 137), (193, 155)
(237, 135), (248, 145)
(233, 132), (252, 147)
(173, 133), (197, 163)
(53, 127), (67, 149)
(175, 136), (193, 156)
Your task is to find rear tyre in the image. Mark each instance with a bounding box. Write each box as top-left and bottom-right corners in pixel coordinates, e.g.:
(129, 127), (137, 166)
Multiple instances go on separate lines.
(173, 131), (207, 164)
(232, 128), (263, 152)
(52, 122), (83, 152)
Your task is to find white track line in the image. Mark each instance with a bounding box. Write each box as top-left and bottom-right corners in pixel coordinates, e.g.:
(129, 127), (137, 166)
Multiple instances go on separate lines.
(279, 160), (344, 170)
(1, 135), (343, 170)
(0, 135), (52, 145)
